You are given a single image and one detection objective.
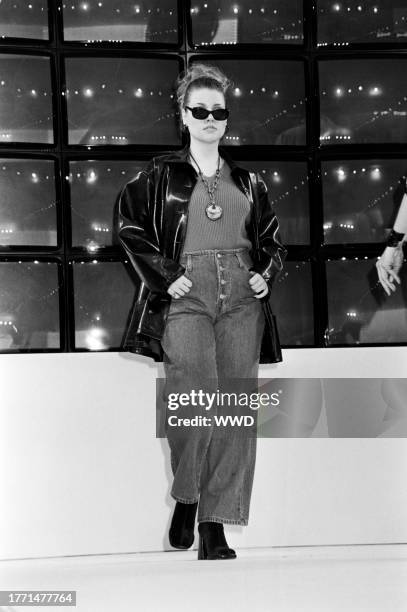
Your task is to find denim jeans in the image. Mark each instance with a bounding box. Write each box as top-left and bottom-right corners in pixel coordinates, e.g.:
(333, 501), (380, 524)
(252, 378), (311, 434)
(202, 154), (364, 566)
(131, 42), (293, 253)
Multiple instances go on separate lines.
(161, 247), (265, 526)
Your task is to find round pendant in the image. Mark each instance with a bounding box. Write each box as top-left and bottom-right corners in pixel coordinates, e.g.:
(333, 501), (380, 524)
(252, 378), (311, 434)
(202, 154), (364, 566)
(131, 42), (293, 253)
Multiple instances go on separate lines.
(205, 203), (223, 220)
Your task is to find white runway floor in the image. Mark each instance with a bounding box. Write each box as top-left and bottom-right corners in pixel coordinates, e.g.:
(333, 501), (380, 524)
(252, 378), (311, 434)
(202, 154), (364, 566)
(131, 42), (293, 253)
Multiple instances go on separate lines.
(1, 544), (406, 612)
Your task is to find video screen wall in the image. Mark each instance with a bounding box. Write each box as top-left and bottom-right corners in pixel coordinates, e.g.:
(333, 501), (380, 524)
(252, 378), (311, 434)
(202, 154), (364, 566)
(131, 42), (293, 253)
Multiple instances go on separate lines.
(0, 0), (405, 352)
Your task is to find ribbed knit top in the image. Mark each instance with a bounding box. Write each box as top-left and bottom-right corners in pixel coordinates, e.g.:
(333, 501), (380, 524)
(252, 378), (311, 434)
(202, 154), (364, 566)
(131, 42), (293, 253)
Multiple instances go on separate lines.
(181, 160), (253, 254)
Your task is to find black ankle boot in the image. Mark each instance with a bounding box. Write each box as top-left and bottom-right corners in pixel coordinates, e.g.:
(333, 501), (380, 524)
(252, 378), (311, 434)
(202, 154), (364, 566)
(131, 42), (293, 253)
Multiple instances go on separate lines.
(169, 501), (198, 549)
(197, 522), (237, 560)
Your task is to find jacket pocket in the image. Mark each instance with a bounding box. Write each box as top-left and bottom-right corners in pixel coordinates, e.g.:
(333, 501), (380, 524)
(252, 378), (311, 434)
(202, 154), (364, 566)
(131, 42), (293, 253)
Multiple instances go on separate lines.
(139, 293), (170, 340)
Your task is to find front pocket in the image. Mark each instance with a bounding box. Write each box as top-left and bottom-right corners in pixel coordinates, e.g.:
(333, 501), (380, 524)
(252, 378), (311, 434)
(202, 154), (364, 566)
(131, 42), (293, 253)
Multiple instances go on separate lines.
(235, 251), (254, 271)
(179, 254), (193, 273)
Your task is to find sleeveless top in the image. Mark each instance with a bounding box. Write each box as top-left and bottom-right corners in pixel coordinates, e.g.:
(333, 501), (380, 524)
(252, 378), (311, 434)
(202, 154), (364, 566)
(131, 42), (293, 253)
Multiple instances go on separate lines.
(181, 160), (253, 253)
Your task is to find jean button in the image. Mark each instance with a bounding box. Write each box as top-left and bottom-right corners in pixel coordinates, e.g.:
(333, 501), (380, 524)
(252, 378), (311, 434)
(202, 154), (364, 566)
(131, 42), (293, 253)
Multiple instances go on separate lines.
(217, 253), (222, 258)
(219, 266), (224, 271)
(219, 294), (226, 299)
(221, 279), (226, 285)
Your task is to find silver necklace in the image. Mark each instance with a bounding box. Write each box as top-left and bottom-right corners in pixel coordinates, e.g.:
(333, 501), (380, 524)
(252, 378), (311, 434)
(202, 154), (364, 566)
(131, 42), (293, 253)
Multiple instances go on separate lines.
(189, 151), (223, 220)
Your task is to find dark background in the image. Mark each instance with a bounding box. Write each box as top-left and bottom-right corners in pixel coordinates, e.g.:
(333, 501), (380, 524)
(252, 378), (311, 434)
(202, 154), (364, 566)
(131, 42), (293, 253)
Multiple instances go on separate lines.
(0, 0), (406, 352)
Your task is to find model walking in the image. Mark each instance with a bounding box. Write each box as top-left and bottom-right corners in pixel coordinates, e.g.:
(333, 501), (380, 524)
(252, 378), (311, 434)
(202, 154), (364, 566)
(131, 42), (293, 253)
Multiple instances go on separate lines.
(117, 63), (287, 560)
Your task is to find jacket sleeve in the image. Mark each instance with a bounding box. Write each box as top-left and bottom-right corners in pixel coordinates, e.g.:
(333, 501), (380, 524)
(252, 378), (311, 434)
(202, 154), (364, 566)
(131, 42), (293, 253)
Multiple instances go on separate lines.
(116, 159), (186, 295)
(250, 172), (288, 290)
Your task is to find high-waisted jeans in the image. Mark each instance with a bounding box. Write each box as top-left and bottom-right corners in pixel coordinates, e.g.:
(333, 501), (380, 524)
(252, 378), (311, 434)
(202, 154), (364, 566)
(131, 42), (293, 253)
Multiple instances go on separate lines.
(161, 247), (265, 526)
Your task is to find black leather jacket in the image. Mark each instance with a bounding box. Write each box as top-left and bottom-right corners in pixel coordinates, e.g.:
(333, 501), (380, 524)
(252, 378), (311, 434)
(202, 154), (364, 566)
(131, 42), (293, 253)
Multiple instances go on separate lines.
(115, 144), (288, 363)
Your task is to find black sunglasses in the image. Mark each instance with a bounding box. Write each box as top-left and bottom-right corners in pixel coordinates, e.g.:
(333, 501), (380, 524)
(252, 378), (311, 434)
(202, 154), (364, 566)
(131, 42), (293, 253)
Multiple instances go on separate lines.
(185, 106), (230, 121)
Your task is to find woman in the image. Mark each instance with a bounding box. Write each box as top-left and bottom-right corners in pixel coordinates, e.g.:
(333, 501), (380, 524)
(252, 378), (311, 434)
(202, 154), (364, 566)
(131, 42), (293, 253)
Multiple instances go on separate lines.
(116, 63), (287, 560)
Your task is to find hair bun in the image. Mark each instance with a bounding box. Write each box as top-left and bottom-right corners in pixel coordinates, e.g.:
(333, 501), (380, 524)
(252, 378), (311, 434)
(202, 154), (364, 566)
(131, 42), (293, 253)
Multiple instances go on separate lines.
(183, 63), (231, 90)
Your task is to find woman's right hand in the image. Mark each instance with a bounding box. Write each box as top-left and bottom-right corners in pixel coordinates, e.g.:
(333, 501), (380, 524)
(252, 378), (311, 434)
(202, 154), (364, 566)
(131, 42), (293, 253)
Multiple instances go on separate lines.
(167, 274), (192, 299)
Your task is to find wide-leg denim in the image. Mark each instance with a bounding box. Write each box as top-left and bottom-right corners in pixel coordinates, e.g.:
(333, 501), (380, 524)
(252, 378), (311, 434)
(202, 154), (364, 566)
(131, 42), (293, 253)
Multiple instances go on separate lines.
(161, 247), (265, 526)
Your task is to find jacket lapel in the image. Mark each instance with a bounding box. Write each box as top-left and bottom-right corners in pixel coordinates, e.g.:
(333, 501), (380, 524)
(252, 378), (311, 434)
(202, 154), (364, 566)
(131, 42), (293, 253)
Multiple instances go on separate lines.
(164, 144), (257, 259)
(168, 143), (254, 201)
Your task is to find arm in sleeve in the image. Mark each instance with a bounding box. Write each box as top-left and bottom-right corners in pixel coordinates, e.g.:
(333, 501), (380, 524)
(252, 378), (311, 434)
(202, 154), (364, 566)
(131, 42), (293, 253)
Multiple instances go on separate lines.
(116, 160), (186, 295)
(250, 172), (288, 290)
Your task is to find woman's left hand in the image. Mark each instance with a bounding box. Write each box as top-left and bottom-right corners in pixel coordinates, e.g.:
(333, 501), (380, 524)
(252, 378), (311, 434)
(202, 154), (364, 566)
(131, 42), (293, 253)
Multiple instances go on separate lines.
(376, 246), (404, 296)
(249, 272), (269, 298)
